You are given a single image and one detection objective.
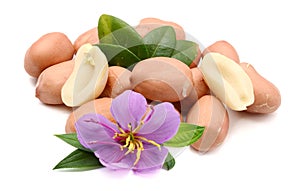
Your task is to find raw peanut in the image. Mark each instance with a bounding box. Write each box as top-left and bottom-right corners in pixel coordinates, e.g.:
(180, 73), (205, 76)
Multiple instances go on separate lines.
(189, 46), (202, 68)
(190, 68), (210, 98)
(186, 95), (229, 153)
(65, 98), (114, 133)
(202, 40), (240, 63)
(135, 17), (185, 40)
(61, 43), (109, 107)
(131, 57), (193, 102)
(100, 66), (132, 98)
(200, 52), (254, 111)
(173, 67), (209, 114)
(73, 27), (99, 53)
(24, 32), (75, 78)
(35, 60), (74, 104)
(240, 62), (281, 113)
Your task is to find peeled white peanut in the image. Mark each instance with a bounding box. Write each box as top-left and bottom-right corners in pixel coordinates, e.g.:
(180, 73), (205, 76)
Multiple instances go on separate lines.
(135, 17), (185, 40)
(61, 43), (108, 107)
(240, 62), (281, 113)
(36, 60), (74, 104)
(131, 57), (193, 102)
(186, 95), (229, 153)
(200, 52), (254, 111)
(100, 66), (132, 98)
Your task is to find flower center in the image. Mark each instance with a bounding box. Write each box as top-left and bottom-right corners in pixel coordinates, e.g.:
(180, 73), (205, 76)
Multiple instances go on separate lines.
(113, 122), (161, 166)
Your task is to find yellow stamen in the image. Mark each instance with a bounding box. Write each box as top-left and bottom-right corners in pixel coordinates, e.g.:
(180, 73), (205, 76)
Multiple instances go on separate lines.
(133, 121), (144, 133)
(135, 136), (161, 150)
(123, 135), (131, 148)
(125, 141), (135, 155)
(113, 112), (162, 167)
(117, 124), (126, 134)
(136, 139), (144, 151)
(134, 146), (142, 166)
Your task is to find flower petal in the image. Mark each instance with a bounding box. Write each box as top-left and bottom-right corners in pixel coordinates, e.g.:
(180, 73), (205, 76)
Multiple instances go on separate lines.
(133, 145), (169, 172)
(75, 113), (118, 151)
(100, 144), (168, 171)
(94, 142), (129, 169)
(139, 102), (180, 143)
(100, 151), (136, 170)
(110, 90), (147, 131)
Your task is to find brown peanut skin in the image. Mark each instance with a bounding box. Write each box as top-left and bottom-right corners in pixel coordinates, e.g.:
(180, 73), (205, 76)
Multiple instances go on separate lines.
(173, 67), (210, 114)
(131, 57), (193, 102)
(24, 32), (75, 78)
(189, 46), (202, 68)
(240, 62), (281, 114)
(100, 66), (132, 98)
(35, 60), (74, 105)
(135, 17), (185, 40)
(202, 40), (240, 63)
(73, 27), (99, 53)
(186, 95), (229, 153)
(65, 98), (114, 133)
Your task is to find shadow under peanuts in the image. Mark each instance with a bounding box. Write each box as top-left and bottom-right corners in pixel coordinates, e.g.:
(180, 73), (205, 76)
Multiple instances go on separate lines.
(227, 109), (279, 135)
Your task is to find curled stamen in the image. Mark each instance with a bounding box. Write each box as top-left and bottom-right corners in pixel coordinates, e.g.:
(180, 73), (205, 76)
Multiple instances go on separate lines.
(134, 147), (142, 166)
(135, 136), (161, 150)
(116, 123), (126, 134)
(113, 119), (162, 167)
(133, 121), (144, 133)
(123, 135), (131, 148)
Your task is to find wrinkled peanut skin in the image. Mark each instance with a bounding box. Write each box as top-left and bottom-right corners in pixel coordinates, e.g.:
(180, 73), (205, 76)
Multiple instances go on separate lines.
(135, 17), (185, 40)
(186, 95), (229, 153)
(35, 60), (74, 104)
(240, 62), (281, 113)
(73, 27), (99, 53)
(24, 32), (75, 78)
(100, 66), (132, 98)
(65, 97), (114, 133)
(131, 57), (193, 102)
(202, 40), (240, 63)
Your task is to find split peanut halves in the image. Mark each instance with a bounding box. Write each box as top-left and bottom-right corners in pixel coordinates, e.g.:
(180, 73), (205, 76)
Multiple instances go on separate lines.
(200, 52), (254, 111)
(61, 43), (108, 107)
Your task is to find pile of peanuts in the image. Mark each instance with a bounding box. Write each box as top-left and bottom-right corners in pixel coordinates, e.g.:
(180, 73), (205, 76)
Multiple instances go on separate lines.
(24, 17), (281, 153)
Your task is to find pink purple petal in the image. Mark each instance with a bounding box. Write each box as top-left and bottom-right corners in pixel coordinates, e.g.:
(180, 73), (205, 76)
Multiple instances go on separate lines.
(100, 150), (136, 170)
(133, 145), (169, 172)
(94, 142), (129, 169)
(138, 102), (172, 134)
(110, 90), (147, 131)
(75, 113), (118, 151)
(139, 103), (180, 143)
(100, 144), (168, 171)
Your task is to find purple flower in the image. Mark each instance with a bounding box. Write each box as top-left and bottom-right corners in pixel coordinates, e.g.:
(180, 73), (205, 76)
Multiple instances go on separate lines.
(75, 90), (180, 172)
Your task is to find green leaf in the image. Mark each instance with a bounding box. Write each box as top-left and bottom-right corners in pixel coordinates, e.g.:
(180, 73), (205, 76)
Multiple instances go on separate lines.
(96, 43), (141, 68)
(163, 123), (204, 147)
(54, 133), (91, 152)
(171, 40), (199, 66)
(143, 26), (176, 57)
(162, 152), (175, 171)
(53, 149), (104, 170)
(98, 14), (148, 59)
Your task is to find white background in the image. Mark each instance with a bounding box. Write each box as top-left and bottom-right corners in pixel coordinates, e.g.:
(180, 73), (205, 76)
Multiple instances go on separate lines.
(1, 0), (299, 190)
